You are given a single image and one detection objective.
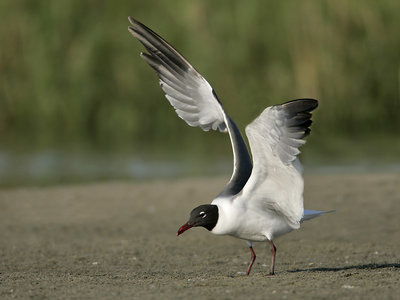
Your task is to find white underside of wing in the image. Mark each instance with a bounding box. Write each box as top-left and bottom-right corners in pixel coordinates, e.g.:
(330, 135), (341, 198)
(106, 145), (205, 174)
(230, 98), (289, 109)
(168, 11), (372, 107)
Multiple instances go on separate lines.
(241, 157), (304, 230)
(160, 72), (227, 132)
(240, 107), (306, 229)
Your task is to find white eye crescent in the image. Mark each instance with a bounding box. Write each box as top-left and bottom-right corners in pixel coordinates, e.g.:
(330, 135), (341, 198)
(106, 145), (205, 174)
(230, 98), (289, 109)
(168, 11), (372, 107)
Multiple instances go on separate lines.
(199, 211), (206, 218)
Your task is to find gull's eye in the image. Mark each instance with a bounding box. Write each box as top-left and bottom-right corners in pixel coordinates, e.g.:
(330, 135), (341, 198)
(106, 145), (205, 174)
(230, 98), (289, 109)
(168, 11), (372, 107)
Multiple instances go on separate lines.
(199, 211), (206, 218)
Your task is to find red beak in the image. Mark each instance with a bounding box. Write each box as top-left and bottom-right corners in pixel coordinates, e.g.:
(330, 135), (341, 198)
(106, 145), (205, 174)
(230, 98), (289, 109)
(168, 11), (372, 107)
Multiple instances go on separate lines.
(177, 221), (194, 236)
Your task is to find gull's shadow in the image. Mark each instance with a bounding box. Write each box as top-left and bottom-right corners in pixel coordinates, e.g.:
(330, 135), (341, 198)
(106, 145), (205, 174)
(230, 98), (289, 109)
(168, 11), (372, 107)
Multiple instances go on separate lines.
(288, 262), (400, 273)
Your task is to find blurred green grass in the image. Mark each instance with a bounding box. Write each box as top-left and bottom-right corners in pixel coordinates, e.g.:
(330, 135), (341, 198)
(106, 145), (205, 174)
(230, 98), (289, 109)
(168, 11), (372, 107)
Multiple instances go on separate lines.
(1, 0), (399, 166)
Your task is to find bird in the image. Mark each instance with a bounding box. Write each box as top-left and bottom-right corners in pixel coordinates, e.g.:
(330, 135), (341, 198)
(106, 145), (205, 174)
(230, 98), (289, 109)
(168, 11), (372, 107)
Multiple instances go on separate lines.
(128, 17), (334, 275)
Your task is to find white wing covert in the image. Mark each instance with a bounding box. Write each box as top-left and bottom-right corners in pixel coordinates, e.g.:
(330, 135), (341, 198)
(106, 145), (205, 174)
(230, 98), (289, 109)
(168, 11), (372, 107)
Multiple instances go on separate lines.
(242, 99), (318, 228)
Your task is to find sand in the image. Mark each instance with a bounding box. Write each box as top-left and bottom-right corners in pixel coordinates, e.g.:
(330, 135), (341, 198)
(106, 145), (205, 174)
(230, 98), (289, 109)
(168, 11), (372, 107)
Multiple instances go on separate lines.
(1, 174), (399, 299)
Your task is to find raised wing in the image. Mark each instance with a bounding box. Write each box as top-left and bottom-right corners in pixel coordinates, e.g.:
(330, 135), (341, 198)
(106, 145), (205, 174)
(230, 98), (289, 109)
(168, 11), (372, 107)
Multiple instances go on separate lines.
(241, 99), (318, 228)
(128, 17), (252, 196)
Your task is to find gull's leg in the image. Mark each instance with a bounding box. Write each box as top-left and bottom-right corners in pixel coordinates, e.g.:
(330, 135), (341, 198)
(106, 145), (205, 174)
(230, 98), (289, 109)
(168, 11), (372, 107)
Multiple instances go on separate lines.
(246, 241), (256, 275)
(269, 240), (277, 275)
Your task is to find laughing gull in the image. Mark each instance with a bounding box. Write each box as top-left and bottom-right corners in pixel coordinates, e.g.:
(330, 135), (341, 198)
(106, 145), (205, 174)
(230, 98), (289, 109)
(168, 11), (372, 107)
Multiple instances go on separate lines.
(128, 17), (333, 275)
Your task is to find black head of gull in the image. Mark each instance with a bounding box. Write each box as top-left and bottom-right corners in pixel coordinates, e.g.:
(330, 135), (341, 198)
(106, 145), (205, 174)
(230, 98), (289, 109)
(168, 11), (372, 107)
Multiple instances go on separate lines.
(177, 204), (219, 235)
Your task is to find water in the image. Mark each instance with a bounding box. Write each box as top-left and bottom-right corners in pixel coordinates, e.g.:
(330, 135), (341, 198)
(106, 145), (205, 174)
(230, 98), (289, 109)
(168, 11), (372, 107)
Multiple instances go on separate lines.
(1, 149), (399, 187)
(0, 149), (232, 186)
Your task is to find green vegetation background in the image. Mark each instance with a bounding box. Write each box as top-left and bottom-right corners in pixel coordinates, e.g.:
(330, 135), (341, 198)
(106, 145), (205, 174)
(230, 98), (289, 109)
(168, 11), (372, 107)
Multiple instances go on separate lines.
(1, 0), (399, 164)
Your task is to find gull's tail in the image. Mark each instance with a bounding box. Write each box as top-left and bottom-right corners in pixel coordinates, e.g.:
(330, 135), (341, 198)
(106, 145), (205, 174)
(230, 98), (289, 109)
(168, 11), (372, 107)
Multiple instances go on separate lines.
(301, 209), (335, 222)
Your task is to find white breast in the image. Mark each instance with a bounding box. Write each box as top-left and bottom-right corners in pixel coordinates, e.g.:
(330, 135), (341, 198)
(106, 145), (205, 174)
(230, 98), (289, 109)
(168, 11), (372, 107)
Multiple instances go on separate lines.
(211, 195), (295, 242)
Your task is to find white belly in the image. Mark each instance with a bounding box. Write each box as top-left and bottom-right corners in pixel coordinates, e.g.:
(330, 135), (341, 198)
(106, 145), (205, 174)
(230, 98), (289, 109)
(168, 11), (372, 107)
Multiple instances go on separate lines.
(211, 200), (296, 241)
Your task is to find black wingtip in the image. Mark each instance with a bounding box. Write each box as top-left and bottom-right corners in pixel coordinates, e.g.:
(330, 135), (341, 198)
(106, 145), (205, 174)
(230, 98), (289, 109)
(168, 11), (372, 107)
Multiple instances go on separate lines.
(128, 17), (154, 36)
(128, 16), (137, 25)
(128, 17), (146, 33)
(278, 99), (319, 135)
(280, 98), (319, 114)
(283, 98), (318, 106)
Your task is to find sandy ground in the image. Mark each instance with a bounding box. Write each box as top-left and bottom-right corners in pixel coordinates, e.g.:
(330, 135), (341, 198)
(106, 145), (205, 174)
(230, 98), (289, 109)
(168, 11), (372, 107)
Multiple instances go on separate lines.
(1, 174), (399, 299)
